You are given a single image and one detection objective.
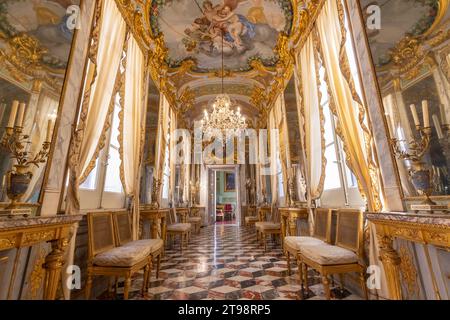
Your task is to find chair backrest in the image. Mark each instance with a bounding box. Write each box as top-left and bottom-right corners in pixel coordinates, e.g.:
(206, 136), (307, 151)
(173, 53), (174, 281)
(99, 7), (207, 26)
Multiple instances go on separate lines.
(87, 212), (116, 259)
(313, 208), (332, 243)
(113, 211), (133, 246)
(224, 204), (233, 211)
(335, 208), (364, 256)
(258, 206), (271, 221)
(168, 208), (177, 225)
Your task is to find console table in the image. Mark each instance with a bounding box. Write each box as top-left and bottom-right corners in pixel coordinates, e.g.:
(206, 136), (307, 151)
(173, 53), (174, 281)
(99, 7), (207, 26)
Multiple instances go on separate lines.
(279, 207), (309, 237)
(0, 214), (83, 300)
(139, 208), (168, 240)
(367, 212), (450, 300)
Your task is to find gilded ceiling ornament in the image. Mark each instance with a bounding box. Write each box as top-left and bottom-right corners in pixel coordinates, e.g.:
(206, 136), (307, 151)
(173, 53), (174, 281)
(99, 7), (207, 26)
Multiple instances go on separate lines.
(114, 0), (310, 116)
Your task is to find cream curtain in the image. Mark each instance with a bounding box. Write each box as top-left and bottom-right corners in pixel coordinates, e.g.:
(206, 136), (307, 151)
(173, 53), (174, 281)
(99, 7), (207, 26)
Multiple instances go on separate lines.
(66, 0), (127, 213)
(169, 109), (177, 206)
(294, 36), (326, 201)
(274, 95), (289, 207)
(24, 94), (59, 201)
(119, 34), (146, 239)
(268, 108), (278, 208)
(315, 0), (382, 212)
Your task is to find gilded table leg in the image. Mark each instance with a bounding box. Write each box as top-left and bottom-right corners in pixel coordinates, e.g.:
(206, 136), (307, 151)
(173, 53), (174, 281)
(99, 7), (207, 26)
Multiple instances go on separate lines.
(151, 219), (159, 239)
(289, 216), (297, 237)
(281, 215), (287, 239)
(43, 238), (69, 300)
(378, 235), (403, 300)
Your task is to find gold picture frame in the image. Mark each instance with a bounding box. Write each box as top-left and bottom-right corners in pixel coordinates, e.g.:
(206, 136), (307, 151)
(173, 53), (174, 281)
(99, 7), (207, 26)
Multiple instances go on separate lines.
(224, 172), (236, 192)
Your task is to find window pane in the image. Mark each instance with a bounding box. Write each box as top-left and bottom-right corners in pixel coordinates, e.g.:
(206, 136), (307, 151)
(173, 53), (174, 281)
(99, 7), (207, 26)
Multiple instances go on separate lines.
(324, 145), (341, 190)
(104, 96), (123, 193)
(80, 161), (98, 190)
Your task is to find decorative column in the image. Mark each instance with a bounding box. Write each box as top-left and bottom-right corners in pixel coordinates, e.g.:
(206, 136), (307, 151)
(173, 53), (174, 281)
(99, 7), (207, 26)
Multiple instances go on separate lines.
(377, 234), (403, 300)
(43, 237), (70, 300)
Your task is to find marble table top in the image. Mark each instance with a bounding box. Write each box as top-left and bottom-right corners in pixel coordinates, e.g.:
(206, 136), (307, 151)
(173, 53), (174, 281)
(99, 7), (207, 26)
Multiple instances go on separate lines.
(366, 211), (450, 227)
(0, 214), (83, 231)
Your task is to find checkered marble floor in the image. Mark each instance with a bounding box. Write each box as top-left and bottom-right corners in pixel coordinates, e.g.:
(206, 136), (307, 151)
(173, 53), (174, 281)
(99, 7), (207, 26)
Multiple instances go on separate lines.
(100, 225), (363, 300)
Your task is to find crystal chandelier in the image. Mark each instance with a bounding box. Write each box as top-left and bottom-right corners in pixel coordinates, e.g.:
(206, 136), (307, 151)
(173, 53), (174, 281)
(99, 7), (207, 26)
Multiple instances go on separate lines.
(201, 94), (246, 135)
(200, 33), (247, 135)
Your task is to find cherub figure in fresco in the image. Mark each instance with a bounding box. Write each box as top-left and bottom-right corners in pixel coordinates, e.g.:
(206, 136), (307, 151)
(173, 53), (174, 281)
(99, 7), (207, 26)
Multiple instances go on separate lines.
(212, 5), (256, 50)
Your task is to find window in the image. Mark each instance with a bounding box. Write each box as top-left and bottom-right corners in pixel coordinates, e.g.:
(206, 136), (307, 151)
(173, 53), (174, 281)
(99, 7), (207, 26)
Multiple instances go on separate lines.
(80, 161), (98, 190)
(104, 95), (123, 193)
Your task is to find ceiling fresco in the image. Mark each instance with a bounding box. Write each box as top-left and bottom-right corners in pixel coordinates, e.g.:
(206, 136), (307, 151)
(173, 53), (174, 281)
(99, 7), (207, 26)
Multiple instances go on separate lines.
(116, 0), (322, 126)
(149, 0), (293, 72)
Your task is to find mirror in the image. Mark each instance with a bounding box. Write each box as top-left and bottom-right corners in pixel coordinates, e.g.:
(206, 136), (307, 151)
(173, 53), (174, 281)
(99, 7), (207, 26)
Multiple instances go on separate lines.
(140, 79), (161, 204)
(0, 0), (79, 213)
(361, 0), (450, 198)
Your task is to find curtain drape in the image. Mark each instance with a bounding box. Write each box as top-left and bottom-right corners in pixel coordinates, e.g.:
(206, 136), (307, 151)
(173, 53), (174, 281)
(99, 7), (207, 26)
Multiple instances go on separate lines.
(24, 94), (58, 201)
(119, 34), (146, 239)
(315, 0), (382, 212)
(66, 0), (127, 213)
(169, 109), (177, 206)
(294, 36), (326, 201)
(268, 108), (278, 209)
(153, 94), (170, 203)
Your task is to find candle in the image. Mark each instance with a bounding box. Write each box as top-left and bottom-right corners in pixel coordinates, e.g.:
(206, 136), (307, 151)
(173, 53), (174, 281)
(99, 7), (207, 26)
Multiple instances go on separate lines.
(422, 100), (430, 128)
(440, 104), (447, 125)
(7, 100), (19, 128)
(410, 104), (420, 127)
(46, 119), (54, 142)
(15, 102), (26, 127)
(433, 114), (444, 139)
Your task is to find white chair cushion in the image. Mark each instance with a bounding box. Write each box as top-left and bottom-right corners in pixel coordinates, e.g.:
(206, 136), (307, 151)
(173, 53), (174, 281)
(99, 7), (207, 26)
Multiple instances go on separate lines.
(167, 223), (191, 232)
(188, 217), (202, 223)
(284, 236), (325, 251)
(123, 239), (164, 253)
(245, 216), (258, 222)
(299, 243), (358, 265)
(256, 222), (281, 231)
(93, 245), (150, 267)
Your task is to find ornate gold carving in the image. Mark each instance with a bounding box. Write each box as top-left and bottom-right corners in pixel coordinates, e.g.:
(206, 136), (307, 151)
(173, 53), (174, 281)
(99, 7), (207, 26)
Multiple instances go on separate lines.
(392, 228), (421, 241)
(23, 230), (56, 246)
(29, 248), (46, 300)
(0, 237), (16, 249)
(399, 245), (420, 299)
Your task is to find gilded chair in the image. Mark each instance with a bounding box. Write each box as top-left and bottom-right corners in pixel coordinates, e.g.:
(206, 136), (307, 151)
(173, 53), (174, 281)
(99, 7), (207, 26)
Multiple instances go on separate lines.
(166, 208), (192, 251)
(86, 212), (150, 300)
(244, 205), (258, 227)
(113, 211), (164, 284)
(255, 206), (282, 252)
(284, 208), (333, 276)
(187, 207), (202, 234)
(299, 209), (368, 300)
(216, 204), (224, 222)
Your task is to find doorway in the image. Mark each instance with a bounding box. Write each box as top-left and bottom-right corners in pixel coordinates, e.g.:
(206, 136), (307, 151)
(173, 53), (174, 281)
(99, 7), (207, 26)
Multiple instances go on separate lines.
(215, 171), (237, 225)
(206, 165), (241, 226)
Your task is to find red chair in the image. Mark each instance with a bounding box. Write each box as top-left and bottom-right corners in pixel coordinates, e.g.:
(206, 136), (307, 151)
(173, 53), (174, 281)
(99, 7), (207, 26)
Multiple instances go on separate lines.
(224, 204), (234, 221)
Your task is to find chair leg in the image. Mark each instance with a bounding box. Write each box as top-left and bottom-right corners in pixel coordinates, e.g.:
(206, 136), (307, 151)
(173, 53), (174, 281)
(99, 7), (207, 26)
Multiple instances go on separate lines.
(123, 277), (131, 300)
(359, 272), (369, 300)
(114, 277), (119, 297)
(156, 254), (162, 279)
(263, 233), (267, 252)
(339, 274), (345, 293)
(297, 257), (303, 287)
(85, 273), (93, 300)
(302, 264), (309, 292)
(143, 263), (150, 294)
(322, 274), (331, 300)
(286, 252), (291, 276)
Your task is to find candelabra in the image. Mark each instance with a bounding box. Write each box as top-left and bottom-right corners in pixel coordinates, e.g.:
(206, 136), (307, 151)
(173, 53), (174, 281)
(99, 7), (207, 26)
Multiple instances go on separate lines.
(1, 125), (51, 210)
(150, 178), (162, 209)
(190, 180), (199, 206)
